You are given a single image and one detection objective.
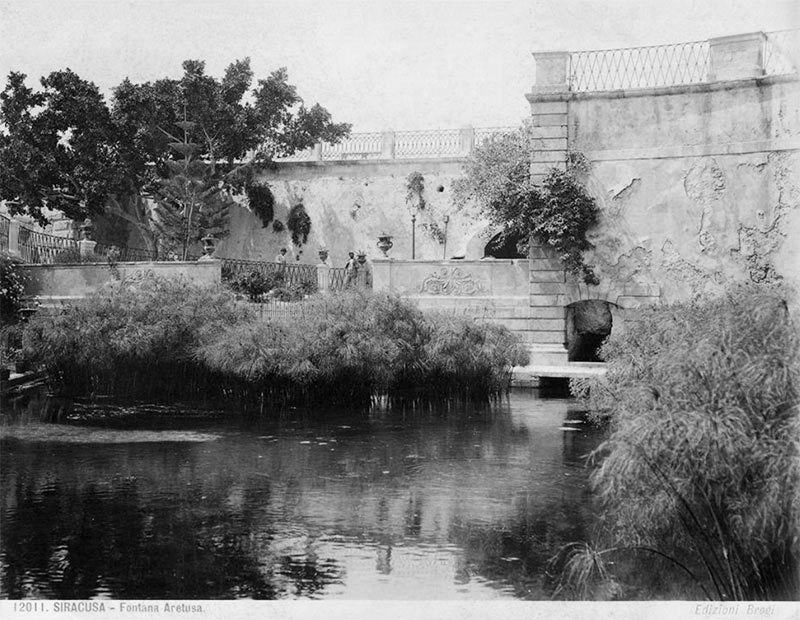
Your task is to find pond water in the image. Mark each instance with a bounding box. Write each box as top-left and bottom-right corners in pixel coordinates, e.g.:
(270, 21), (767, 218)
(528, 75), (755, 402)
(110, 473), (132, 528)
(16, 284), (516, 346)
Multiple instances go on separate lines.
(0, 390), (603, 600)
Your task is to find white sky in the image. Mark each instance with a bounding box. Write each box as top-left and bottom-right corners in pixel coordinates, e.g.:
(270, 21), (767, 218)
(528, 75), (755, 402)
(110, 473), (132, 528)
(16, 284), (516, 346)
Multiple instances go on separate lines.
(0, 0), (797, 132)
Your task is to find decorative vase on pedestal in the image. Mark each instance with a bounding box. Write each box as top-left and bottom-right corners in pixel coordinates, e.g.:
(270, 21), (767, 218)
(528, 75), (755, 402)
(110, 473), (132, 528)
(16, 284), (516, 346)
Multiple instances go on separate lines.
(377, 234), (393, 257)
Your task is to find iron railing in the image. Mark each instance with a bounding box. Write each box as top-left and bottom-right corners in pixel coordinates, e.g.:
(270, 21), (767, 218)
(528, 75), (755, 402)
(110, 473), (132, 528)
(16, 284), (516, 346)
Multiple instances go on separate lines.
(0, 215), (9, 254)
(220, 257), (317, 289)
(569, 40), (711, 91)
(18, 227), (80, 264)
(764, 29), (800, 76)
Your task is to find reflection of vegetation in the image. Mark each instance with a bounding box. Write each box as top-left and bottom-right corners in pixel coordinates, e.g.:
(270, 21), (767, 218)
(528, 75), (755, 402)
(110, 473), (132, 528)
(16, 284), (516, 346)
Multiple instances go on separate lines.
(1, 398), (602, 600)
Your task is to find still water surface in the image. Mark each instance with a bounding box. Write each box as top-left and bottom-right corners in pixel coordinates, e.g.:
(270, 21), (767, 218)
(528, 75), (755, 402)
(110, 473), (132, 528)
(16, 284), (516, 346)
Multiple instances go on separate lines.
(0, 391), (601, 600)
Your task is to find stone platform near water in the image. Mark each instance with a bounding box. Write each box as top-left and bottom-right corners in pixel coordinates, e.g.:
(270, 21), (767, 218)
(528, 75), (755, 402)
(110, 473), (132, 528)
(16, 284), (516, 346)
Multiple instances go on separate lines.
(511, 361), (606, 388)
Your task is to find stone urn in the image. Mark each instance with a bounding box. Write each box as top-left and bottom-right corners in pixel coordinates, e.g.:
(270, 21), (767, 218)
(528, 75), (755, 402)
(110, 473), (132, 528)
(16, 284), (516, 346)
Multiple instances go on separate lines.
(79, 219), (94, 241)
(318, 248), (329, 264)
(377, 234), (393, 257)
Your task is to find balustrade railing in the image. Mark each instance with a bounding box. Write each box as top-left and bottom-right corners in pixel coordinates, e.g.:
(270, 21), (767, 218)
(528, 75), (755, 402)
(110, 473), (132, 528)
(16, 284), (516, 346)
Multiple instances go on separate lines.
(394, 129), (462, 159)
(321, 132), (383, 160)
(274, 126), (517, 162)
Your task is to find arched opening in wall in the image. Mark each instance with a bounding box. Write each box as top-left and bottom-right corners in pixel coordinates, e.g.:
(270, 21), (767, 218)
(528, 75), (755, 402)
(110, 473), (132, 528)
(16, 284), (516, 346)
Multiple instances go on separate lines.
(483, 231), (526, 258)
(566, 300), (615, 362)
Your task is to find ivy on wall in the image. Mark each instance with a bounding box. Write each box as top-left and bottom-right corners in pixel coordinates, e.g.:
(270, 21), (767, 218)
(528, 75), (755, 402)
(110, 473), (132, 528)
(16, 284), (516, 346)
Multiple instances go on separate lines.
(246, 183), (275, 228)
(287, 204), (311, 246)
(453, 124), (600, 284)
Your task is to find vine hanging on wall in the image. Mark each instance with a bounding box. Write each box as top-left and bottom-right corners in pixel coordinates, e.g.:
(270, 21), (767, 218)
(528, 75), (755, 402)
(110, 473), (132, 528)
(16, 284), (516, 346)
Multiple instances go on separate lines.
(405, 171), (426, 211)
(287, 204), (311, 246)
(246, 182), (275, 228)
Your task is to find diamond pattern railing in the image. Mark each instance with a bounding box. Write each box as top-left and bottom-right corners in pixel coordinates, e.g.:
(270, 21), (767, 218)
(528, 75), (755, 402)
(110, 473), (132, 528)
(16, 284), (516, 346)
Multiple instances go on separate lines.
(569, 40), (711, 91)
(764, 29), (800, 76)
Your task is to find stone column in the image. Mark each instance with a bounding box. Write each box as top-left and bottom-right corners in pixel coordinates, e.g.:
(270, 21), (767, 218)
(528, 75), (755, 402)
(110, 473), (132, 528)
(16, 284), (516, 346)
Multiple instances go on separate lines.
(458, 127), (475, 156)
(380, 131), (396, 159)
(709, 32), (766, 82)
(371, 258), (392, 291)
(528, 244), (569, 365)
(527, 51), (570, 184)
(78, 239), (97, 260)
(7, 220), (21, 258)
(313, 142), (323, 161)
(316, 262), (330, 293)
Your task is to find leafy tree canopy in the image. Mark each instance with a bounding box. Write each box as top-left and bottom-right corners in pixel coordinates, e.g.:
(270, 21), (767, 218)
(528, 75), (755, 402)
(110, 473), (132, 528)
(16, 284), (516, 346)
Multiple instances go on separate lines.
(453, 124), (599, 284)
(0, 59), (350, 227)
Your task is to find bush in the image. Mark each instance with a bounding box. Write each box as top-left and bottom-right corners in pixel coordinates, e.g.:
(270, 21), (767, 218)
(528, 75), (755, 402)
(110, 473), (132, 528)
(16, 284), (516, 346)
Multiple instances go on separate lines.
(24, 284), (527, 405)
(0, 252), (29, 326)
(197, 289), (529, 405)
(23, 276), (254, 398)
(563, 284), (799, 600)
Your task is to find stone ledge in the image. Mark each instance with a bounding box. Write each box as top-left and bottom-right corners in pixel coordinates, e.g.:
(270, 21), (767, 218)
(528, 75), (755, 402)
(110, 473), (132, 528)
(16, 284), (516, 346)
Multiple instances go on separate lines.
(581, 135), (800, 162)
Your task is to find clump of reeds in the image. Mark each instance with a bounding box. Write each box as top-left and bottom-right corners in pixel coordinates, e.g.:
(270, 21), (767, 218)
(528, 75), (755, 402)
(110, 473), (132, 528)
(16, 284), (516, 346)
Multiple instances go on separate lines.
(24, 282), (528, 406)
(562, 283), (800, 600)
(196, 288), (529, 405)
(23, 276), (254, 399)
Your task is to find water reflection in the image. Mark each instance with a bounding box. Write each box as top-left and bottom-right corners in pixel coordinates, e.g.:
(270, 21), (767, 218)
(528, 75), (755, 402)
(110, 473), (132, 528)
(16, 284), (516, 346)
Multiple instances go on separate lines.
(0, 391), (601, 600)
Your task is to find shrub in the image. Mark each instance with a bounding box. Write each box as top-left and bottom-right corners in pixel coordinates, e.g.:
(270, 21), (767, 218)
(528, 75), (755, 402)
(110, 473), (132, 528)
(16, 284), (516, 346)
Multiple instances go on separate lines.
(453, 124), (599, 284)
(0, 252), (29, 326)
(197, 289), (529, 405)
(23, 276), (254, 398)
(564, 283), (799, 600)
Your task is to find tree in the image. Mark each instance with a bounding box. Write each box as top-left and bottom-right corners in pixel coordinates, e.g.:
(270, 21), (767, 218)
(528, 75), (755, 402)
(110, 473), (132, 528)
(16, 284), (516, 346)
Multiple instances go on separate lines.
(0, 70), (128, 225)
(150, 121), (233, 260)
(0, 60), (350, 252)
(453, 124), (599, 284)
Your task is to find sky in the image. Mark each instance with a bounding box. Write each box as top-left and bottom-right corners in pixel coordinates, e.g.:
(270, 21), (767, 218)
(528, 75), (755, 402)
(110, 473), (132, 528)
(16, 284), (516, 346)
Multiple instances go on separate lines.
(0, 0), (797, 132)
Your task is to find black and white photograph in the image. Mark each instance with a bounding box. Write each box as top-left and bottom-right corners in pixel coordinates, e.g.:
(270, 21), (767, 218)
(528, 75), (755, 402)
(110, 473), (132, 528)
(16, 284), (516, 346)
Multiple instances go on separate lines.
(0, 1), (798, 618)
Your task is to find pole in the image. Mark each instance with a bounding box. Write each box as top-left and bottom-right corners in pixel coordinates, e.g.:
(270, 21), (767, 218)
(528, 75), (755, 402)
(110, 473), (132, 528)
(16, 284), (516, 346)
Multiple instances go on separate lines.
(411, 213), (416, 260)
(442, 215), (449, 259)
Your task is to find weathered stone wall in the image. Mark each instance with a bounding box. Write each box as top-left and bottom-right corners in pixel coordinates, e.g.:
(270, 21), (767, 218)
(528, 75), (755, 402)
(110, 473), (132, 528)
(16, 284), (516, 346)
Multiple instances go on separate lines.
(217, 159), (490, 268)
(20, 261), (221, 305)
(568, 77), (800, 303)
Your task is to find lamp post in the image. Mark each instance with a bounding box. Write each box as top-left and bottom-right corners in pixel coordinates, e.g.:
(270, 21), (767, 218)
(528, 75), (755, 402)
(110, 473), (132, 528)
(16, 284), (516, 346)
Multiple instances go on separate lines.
(411, 212), (417, 260)
(442, 215), (450, 259)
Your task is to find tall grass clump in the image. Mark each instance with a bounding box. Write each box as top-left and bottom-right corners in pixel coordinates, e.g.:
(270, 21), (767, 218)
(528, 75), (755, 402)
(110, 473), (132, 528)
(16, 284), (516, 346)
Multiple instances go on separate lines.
(23, 276), (254, 399)
(197, 289), (528, 405)
(561, 283), (799, 600)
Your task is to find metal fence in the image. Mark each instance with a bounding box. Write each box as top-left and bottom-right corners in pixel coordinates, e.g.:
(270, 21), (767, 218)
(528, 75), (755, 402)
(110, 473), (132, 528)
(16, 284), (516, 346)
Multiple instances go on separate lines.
(0, 215), (9, 254)
(220, 257), (317, 289)
(568, 40), (711, 92)
(568, 30), (799, 92)
(18, 227), (80, 264)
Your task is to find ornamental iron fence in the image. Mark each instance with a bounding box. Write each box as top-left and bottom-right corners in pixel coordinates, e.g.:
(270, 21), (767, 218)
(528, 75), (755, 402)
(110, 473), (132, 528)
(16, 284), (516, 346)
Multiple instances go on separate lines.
(568, 40), (711, 92)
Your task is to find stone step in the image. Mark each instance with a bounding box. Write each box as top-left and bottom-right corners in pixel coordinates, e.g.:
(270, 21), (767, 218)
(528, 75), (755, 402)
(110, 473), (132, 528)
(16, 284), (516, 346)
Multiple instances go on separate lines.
(526, 344), (570, 366)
